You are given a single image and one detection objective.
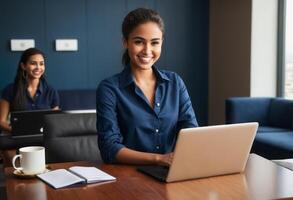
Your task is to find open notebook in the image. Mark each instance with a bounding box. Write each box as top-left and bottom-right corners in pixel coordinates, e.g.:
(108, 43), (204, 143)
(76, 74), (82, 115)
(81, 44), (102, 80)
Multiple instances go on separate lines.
(273, 159), (293, 171)
(37, 166), (116, 189)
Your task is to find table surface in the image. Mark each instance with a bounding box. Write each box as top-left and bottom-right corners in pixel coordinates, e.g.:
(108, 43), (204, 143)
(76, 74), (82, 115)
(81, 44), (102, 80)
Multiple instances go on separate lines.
(5, 154), (293, 200)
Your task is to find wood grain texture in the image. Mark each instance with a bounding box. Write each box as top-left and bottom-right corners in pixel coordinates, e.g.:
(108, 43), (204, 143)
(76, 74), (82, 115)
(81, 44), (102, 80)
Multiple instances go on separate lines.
(5, 154), (293, 200)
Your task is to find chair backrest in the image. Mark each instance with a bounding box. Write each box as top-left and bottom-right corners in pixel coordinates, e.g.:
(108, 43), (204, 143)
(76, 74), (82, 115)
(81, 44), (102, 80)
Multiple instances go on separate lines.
(43, 112), (101, 163)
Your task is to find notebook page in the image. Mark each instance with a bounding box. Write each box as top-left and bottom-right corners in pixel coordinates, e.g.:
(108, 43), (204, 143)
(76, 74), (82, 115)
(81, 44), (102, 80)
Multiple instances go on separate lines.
(69, 166), (116, 183)
(37, 169), (85, 189)
(273, 159), (293, 171)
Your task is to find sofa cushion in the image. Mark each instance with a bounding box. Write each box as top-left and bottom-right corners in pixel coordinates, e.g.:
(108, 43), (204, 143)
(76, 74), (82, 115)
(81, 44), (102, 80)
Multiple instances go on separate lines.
(252, 132), (293, 159)
(226, 97), (272, 125)
(257, 126), (291, 133)
(268, 98), (293, 129)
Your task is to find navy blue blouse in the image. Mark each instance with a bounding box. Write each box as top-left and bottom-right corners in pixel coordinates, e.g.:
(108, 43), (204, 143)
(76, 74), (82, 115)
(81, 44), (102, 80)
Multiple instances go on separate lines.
(96, 66), (198, 163)
(1, 79), (60, 111)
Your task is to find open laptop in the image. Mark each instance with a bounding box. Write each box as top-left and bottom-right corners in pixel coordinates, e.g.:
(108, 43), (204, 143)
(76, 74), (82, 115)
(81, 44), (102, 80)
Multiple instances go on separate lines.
(137, 122), (258, 182)
(10, 109), (62, 138)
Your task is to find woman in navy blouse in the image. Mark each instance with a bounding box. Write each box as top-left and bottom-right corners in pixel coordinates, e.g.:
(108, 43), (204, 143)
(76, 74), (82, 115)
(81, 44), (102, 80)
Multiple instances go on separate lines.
(0, 48), (60, 133)
(96, 8), (198, 166)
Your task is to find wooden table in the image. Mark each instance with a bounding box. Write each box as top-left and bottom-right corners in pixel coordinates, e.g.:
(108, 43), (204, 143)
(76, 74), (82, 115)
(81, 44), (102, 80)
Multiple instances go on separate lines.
(4, 154), (293, 200)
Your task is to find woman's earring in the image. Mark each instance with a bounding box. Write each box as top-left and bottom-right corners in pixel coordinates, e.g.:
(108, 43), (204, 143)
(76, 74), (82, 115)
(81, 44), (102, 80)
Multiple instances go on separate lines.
(22, 70), (28, 79)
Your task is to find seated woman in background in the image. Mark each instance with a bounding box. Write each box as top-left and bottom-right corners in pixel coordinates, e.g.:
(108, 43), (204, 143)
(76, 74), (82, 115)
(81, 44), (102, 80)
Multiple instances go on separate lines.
(96, 8), (198, 166)
(0, 47), (60, 133)
(0, 48), (59, 165)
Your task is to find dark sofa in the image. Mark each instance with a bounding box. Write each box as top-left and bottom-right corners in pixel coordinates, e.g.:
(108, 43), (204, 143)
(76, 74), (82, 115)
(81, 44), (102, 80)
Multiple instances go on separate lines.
(58, 89), (96, 110)
(226, 97), (293, 159)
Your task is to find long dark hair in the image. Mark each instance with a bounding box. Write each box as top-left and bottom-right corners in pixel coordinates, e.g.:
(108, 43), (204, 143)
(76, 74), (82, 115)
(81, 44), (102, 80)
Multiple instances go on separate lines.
(11, 48), (46, 111)
(121, 8), (165, 66)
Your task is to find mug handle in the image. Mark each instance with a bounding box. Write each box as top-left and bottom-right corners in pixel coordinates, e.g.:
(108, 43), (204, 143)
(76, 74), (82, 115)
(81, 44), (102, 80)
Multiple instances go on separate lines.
(12, 154), (23, 171)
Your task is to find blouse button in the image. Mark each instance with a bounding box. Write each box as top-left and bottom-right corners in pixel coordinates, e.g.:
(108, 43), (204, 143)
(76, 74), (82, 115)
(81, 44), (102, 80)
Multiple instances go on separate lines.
(155, 129), (159, 133)
(156, 146), (160, 149)
(156, 103), (160, 107)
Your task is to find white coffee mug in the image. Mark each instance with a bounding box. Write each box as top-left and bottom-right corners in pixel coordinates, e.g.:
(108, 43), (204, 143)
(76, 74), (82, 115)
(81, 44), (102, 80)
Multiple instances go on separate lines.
(12, 146), (46, 175)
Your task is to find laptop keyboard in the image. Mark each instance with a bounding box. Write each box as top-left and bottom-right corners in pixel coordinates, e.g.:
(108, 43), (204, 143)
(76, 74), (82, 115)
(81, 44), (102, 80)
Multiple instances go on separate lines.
(137, 165), (169, 182)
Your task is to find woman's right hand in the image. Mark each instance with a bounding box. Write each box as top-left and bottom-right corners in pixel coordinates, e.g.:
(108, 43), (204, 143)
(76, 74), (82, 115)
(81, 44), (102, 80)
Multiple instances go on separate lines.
(156, 152), (174, 166)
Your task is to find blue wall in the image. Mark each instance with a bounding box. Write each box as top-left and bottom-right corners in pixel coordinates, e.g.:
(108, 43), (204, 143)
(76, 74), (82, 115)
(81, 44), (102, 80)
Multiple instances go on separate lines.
(0, 0), (208, 125)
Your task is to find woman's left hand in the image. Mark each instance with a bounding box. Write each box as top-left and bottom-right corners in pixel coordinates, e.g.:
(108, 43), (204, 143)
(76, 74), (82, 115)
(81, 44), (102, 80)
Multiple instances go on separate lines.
(156, 152), (174, 166)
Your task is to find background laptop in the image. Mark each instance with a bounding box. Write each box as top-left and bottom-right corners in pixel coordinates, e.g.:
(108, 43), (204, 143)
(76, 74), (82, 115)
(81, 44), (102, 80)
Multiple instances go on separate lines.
(10, 109), (62, 138)
(138, 122), (258, 182)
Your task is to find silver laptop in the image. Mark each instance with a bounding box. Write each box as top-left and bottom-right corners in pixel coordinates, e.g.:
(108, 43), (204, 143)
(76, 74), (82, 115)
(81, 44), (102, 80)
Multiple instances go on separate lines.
(137, 122), (258, 182)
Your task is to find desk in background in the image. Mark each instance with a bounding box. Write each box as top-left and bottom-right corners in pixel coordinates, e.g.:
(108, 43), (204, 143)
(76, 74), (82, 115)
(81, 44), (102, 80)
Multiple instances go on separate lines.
(5, 154), (293, 200)
(0, 133), (43, 150)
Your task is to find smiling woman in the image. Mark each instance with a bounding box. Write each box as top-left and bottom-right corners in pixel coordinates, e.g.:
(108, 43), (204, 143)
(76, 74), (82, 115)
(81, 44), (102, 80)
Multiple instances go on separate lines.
(0, 48), (60, 133)
(96, 8), (198, 167)
(123, 22), (163, 72)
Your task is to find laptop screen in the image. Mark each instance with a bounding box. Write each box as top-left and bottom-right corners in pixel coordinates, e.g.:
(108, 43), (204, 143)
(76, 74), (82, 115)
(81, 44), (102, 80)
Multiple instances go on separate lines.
(10, 109), (62, 138)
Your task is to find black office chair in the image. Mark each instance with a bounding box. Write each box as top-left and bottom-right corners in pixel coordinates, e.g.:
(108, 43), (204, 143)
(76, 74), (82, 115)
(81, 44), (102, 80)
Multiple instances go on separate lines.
(43, 112), (101, 163)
